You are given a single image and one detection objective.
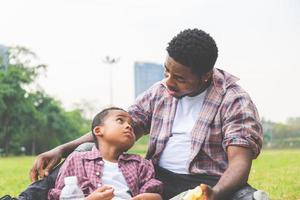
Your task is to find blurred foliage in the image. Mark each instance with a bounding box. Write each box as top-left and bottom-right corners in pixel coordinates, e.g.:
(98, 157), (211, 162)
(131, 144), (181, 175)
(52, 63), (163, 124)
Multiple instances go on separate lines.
(262, 117), (300, 148)
(0, 46), (90, 155)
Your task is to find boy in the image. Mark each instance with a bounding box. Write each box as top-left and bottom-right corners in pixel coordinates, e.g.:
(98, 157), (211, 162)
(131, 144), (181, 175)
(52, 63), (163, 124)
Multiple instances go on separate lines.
(48, 107), (163, 200)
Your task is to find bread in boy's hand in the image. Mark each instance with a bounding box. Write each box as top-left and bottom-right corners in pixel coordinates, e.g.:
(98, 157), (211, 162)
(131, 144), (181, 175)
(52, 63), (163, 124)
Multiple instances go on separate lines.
(183, 185), (204, 200)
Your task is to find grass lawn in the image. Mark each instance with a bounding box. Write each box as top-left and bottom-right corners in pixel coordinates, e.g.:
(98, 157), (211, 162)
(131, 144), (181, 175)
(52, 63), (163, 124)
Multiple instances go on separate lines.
(0, 145), (299, 199)
(249, 149), (300, 200)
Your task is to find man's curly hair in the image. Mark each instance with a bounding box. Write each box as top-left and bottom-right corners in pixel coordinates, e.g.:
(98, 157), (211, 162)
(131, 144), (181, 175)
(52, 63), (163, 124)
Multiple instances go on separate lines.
(166, 28), (218, 76)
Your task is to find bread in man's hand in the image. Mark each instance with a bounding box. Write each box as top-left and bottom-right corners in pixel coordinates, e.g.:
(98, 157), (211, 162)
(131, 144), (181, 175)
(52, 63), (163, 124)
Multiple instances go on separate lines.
(183, 185), (204, 200)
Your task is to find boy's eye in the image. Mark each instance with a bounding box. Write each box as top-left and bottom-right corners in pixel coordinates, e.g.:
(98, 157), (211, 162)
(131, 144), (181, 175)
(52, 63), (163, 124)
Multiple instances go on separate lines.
(116, 118), (123, 123)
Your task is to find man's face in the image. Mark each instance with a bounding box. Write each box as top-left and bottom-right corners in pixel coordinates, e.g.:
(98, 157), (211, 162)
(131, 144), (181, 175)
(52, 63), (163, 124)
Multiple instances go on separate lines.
(100, 110), (136, 151)
(164, 55), (211, 98)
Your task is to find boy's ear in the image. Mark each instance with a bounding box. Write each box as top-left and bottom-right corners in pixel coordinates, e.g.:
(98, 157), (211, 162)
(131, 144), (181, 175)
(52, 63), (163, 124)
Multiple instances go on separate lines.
(93, 126), (104, 136)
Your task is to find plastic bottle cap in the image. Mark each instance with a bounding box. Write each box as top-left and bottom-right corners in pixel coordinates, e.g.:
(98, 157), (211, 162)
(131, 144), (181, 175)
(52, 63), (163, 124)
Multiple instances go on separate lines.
(64, 176), (78, 185)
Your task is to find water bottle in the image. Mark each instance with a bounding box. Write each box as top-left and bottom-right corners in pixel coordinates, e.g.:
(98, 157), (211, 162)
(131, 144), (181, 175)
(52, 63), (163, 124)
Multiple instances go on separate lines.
(59, 176), (85, 200)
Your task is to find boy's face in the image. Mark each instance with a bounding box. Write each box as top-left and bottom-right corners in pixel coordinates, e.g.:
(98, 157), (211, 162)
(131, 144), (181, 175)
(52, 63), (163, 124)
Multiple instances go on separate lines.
(97, 110), (136, 151)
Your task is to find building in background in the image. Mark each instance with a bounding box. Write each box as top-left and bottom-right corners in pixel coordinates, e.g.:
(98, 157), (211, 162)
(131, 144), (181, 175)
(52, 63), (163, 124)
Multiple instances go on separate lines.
(134, 61), (164, 98)
(0, 45), (9, 71)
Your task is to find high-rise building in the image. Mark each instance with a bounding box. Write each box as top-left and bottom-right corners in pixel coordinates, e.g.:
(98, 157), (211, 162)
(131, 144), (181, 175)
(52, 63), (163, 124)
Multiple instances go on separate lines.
(134, 61), (164, 98)
(0, 45), (9, 71)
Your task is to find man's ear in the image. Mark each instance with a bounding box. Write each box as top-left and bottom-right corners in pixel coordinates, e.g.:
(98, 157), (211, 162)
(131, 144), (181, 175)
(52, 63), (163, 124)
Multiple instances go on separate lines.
(202, 70), (213, 82)
(93, 126), (104, 136)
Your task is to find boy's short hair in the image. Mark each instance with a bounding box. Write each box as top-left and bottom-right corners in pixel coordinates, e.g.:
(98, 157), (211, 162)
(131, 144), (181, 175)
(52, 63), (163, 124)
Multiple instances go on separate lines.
(91, 107), (126, 148)
(166, 28), (218, 76)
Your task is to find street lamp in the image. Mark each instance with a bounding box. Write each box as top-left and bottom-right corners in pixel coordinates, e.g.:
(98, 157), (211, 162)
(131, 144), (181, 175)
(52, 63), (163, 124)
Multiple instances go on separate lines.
(102, 56), (120, 105)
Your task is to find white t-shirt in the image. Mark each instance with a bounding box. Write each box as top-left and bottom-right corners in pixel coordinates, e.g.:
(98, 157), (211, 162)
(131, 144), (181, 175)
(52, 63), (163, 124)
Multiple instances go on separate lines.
(101, 159), (132, 200)
(158, 90), (207, 174)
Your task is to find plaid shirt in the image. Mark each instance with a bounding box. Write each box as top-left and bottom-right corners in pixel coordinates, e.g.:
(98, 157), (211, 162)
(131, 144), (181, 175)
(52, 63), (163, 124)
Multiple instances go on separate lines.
(129, 68), (263, 176)
(48, 146), (163, 200)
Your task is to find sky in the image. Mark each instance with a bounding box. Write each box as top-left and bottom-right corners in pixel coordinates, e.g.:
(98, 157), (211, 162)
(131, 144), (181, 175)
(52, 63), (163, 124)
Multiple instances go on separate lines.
(1, 0), (299, 122)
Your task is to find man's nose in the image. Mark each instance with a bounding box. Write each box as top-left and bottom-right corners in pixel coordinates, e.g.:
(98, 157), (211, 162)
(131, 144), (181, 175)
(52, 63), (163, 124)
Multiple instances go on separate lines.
(165, 76), (176, 89)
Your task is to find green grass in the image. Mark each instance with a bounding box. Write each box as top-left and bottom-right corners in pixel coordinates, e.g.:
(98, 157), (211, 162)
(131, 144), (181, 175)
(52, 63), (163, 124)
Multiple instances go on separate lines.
(249, 149), (300, 200)
(128, 135), (149, 155)
(0, 148), (299, 199)
(0, 156), (35, 196)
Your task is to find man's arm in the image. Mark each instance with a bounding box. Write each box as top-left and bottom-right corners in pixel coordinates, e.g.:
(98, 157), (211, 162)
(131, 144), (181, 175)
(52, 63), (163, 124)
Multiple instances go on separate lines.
(202, 146), (253, 200)
(201, 88), (262, 200)
(30, 132), (94, 182)
(213, 146), (252, 199)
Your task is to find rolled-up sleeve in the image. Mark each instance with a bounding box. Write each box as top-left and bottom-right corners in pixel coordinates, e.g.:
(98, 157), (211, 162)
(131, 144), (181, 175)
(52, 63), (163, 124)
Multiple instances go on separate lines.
(222, 93), (263, 158)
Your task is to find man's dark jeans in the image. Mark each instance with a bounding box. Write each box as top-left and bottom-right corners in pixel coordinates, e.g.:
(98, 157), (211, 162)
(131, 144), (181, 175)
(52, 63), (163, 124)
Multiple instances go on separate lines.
(155, 165), (256, 200)
(18, 164), (61, 200)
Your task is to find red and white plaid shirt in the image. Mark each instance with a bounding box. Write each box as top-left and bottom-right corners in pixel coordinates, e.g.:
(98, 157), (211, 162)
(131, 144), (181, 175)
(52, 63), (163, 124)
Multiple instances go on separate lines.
(129, 68), (263, 176)
(48, 147), (163, 200)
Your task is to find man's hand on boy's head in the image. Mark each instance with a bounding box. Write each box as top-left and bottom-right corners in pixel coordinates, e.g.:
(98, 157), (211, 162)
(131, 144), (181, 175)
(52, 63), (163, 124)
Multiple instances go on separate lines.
(29, 147), (63, 182)
(85, 186), (114, 200)
(131, 193), (162, 200)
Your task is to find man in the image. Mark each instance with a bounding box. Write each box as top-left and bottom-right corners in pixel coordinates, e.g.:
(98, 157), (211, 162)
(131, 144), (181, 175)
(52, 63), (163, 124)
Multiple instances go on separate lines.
(28, 28), (264, 200)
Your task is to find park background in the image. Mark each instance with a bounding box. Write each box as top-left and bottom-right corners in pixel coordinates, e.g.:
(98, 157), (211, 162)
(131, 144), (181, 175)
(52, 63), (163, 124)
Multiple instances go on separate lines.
(0, 0), (300, 199)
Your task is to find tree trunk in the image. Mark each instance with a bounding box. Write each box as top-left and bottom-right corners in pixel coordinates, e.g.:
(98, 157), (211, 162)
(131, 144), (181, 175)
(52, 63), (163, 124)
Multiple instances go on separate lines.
(31, 135), (36, 155)
(3, 117), (10, 155)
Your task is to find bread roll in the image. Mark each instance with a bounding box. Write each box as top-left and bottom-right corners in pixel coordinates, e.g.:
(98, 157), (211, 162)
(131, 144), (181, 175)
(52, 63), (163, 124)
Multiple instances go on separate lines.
(183, 185), (204, 200)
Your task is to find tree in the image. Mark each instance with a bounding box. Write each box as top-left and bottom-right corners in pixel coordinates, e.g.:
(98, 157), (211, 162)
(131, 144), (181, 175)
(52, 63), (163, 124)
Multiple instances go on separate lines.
(0, 46), (90, 155)
(0, 47), (43, 154)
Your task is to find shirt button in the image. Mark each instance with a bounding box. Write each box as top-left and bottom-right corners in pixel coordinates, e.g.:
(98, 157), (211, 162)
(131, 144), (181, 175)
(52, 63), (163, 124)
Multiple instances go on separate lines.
(97, 183), (102, 187)
(96, 172), (100, 176)
(99, 160), (104, 165)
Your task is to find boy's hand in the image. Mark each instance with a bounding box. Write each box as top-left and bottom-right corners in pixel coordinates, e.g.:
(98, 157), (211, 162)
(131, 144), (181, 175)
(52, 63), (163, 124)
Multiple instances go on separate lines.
(131, 193), (162, 200)
(85, 186), (114, 200)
